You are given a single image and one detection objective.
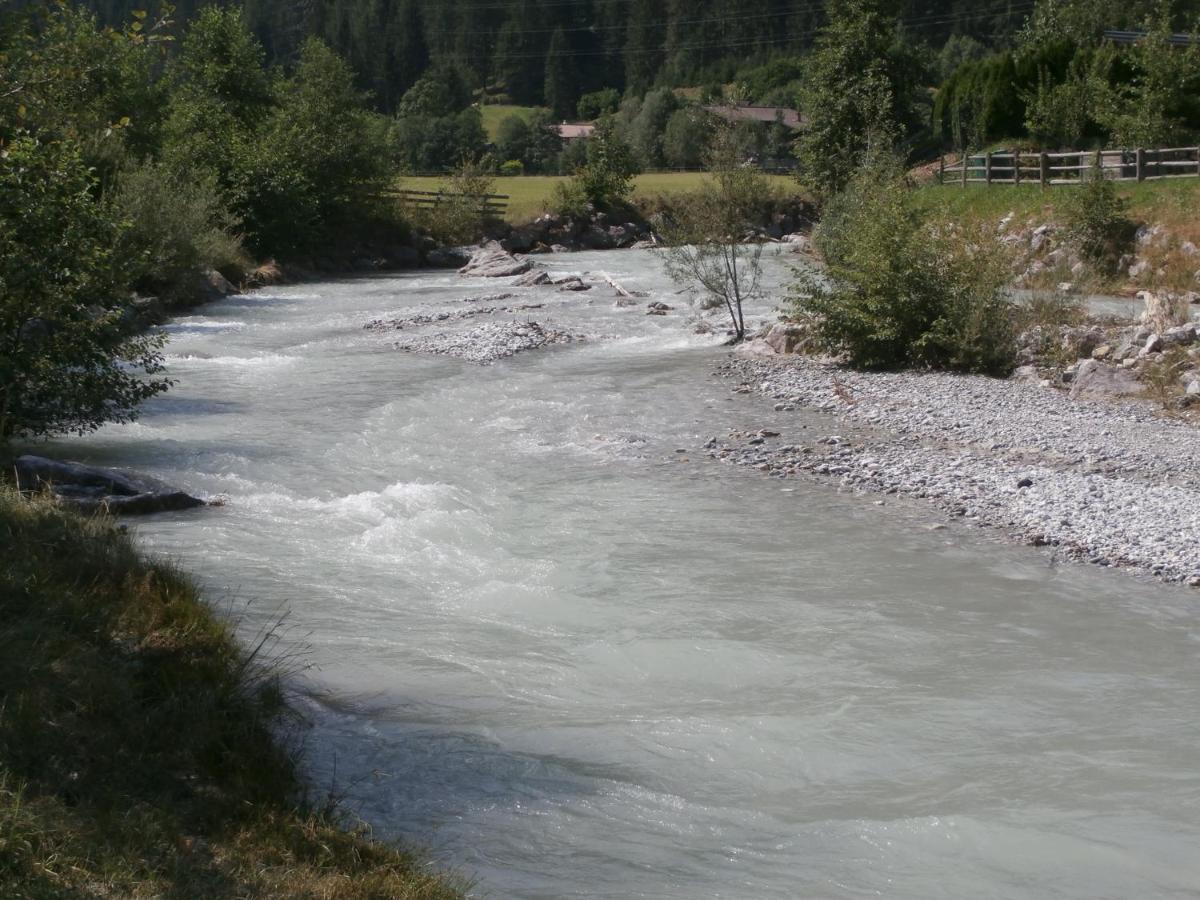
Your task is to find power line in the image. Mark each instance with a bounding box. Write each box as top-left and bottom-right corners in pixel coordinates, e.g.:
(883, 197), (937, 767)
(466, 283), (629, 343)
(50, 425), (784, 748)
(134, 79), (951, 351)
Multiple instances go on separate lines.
(479, 0), (1036, 60)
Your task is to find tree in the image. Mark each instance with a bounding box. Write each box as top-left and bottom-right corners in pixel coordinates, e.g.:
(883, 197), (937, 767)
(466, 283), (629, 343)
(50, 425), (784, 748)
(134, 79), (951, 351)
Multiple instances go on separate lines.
(0, 137), (169, 441)
(663, 107), (713, 169)
(233, 37), (388, 256)
(795, 0), (925, 198)
(387, 0), (429, 110)
(544, 27), (576, 119)
(577, 88), (620, 120)
(660, 122), (769, 343)
(625, 0), (665, 96)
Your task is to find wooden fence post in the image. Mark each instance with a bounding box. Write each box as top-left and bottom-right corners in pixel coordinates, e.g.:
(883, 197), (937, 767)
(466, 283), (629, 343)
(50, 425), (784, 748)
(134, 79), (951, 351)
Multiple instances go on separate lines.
(961, 152), (968, 188)
(1136, 148), (1146, 182)
(985, 151), (993, 184)
(1013, 148), (1021, 185)
(1094, 148), (1102, 182)
(1039, 152), (1048, 189)
(939, 154), (945, 185)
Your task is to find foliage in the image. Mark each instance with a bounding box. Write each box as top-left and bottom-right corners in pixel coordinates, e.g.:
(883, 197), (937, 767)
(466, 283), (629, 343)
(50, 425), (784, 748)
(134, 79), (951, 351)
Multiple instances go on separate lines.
(397, 63), (474, 118)
(0, 2), (172, 183)
(0, 136), (169, 441)
(392, 109), (488, 174)
(543, 27), (576, 119)
(1086, 9), (1200, 147)
(663, 108), (715, 170)
(794, 160), (1016, 374)
(0, 488), (467, 898)
(557, 118), (640, 211)
(233, 37), (388, 257)
(659, 123), (770, 342)
(1058, 175), (1135, 266)
(412, 161), (497, 246)
(111, 162), (249, 300)
(500, 159), (525, 176)
(577, 88), (620, 120)
(626, 88), (682, 169)
(795, 0), (927, 199)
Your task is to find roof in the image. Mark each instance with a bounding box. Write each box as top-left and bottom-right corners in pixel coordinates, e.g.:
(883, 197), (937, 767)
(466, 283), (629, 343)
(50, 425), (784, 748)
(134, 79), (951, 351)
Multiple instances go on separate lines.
(555, 122), (596, 140)
(704, 104), (805, 129)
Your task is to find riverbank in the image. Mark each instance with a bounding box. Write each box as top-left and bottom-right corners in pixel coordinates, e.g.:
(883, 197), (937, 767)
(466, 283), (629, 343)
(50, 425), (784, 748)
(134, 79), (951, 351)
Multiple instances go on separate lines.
(711, 352), (1200, 587)
(0, 489), (464, 898)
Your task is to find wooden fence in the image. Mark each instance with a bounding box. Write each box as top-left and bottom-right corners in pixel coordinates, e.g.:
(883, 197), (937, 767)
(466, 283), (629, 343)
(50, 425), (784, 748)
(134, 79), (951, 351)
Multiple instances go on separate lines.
(384, 188), (510, 216)
(939, 147), (1200, 187)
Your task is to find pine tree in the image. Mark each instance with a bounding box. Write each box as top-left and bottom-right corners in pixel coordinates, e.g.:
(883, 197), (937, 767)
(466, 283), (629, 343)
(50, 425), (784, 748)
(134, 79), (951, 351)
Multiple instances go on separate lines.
(544, 27), (576, 119)
(385, 0), (429, 111)
(625, 0), (664, 96)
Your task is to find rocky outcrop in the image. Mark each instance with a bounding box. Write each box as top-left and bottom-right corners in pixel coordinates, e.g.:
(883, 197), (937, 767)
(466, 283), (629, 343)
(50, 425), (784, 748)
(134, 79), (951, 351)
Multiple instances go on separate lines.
(14, 456), (207, 516)
(1069, 359), (1143, 401)
(458, 244), (533, 278)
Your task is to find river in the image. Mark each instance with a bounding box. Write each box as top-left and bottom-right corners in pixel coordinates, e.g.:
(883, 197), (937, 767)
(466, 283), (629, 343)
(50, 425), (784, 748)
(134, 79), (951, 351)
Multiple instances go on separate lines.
(60, 249), (1200, 898)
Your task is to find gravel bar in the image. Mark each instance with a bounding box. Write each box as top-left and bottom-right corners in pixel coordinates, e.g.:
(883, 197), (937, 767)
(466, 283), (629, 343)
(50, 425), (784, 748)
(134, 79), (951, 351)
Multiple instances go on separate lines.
(713, 354), (1200, 587)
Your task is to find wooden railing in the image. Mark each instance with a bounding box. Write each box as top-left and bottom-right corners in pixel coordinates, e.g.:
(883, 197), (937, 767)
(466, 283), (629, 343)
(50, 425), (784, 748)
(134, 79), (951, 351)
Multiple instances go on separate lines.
(939, 147), (1200, 187)
(384, 188), (510, 216)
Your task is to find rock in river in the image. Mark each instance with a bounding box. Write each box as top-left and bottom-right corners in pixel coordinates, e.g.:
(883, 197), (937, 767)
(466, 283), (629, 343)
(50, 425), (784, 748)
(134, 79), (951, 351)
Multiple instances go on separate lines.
(14, 455), (207, 516)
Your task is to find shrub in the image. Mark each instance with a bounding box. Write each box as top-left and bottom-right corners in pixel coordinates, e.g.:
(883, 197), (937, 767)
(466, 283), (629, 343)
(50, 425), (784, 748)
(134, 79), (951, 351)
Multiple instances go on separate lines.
(570, 118), (639, 211)
(1057, 175), (1134, 266)
(499, 159), (525, 176)
(0, 136), (170, 442)
(111, 162), (249, 301)
(577, 88), (620, 120)
(793, 160), (1017, 375)
(413, 161), (497, 246)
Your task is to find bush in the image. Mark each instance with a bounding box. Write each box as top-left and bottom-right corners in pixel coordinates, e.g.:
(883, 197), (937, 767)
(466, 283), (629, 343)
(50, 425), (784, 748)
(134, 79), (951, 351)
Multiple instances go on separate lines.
(793, 160), (1017, 375)
(412, 162), (497, 246)
(577, 88), (620, 120)
(0, 136), (169, 442)
(499, 159), (525, 176)
(111, 162), (249, 301)
(1057, 175), (1134, 268)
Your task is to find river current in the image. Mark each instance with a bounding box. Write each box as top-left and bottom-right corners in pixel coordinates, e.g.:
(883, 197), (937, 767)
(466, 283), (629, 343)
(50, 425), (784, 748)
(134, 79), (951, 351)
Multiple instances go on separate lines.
(61, 250), (1199, 898)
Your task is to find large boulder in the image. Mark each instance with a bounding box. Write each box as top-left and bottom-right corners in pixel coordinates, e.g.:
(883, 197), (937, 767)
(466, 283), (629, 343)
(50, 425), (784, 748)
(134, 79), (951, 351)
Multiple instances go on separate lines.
(458, 244), (533, 278)
(1069, 360), (1143, 402)
(425, 246), (472, 268)
(764, 323), (807, 355)
(14, 456), (207, 516)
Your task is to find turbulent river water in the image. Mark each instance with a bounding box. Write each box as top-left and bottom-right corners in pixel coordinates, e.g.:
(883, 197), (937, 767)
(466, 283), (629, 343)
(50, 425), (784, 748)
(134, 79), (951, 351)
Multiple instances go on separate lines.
(61, 249), (1200, 898)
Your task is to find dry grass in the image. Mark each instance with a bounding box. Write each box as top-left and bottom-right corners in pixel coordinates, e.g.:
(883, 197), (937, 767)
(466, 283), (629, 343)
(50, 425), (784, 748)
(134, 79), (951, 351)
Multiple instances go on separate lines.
(0, 489), (464, 899)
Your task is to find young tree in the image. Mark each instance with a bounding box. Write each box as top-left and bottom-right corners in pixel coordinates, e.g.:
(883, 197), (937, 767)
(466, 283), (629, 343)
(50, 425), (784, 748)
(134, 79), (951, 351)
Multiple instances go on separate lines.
(660, 122), (768, 343)
(0, 137), (170, 441)
(795, 0), (925, 198)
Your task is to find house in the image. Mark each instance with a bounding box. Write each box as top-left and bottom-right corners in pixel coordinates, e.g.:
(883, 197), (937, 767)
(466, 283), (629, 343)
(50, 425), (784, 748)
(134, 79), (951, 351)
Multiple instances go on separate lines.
(703, 103), (805, 130)
(554, 122), (596, 141)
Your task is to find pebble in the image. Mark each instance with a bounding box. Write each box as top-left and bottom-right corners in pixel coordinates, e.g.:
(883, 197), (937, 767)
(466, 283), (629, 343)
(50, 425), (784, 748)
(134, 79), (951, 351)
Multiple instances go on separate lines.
(711, 356), (1200, 587)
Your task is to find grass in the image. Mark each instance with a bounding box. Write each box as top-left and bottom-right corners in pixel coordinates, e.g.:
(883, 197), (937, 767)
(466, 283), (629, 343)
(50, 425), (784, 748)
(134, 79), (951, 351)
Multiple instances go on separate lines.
(398, 172), (801, 222)
(914, 177), (1200, 240)
(478, 104), (544, 140)
(0, 488), (465, 899)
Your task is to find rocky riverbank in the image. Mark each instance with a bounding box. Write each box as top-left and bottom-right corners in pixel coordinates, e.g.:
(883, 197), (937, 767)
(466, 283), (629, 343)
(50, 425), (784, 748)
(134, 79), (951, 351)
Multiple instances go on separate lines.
(711, 353), (1200, 587)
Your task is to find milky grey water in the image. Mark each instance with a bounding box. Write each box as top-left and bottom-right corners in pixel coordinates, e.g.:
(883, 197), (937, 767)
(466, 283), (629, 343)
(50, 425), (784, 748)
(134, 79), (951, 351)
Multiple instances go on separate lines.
(59, 250), (1200, 898)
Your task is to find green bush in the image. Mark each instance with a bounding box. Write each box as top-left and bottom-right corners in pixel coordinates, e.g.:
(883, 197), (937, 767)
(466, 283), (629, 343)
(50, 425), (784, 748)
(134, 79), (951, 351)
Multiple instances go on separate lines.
(793, 160), (1016, 375)
(0, 136), (170, 441)
(1058, 175), (1134, 265)
(499, 159), (525, 177)
(555, 118), (639, 213)
(111, 162), (249, 301)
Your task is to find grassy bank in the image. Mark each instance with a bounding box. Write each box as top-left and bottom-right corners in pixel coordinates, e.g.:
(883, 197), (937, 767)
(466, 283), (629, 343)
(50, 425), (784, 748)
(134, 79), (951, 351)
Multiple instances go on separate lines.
(914, 178), (1200, 241)
(399, 172), (801, 222)
(0, 490), (464, 899)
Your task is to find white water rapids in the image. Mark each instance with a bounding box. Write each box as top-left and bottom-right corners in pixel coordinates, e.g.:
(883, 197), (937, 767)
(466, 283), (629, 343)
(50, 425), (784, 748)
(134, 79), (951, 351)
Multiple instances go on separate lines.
(59, 250), (1200, 898)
